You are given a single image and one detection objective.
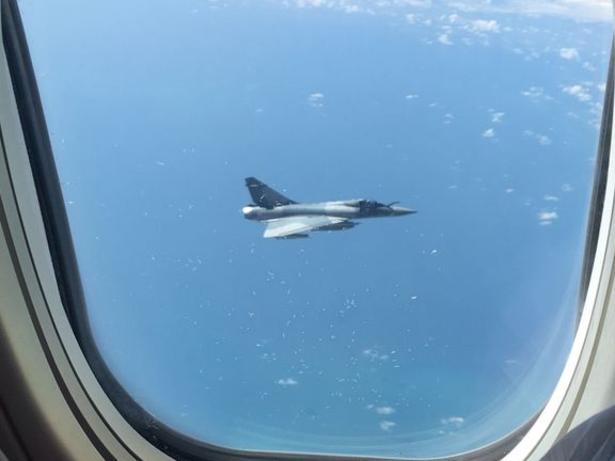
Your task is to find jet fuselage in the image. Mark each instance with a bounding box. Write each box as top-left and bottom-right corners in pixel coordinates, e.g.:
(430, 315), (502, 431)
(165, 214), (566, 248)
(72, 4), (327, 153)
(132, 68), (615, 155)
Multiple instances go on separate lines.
(243, 200), (414, 221)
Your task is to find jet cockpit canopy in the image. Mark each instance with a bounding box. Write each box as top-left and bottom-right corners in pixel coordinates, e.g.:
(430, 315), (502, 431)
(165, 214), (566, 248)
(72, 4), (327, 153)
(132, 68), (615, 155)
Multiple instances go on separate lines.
(346, 199), (400, 210)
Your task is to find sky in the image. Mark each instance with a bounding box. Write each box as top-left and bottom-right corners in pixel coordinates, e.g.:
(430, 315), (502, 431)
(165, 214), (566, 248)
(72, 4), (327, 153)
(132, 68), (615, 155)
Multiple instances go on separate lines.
(19, 0), (613, 458)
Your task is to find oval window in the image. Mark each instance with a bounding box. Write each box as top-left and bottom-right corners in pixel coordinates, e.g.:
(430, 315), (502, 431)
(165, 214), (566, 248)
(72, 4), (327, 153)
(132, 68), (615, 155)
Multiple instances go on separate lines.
(19, 1), (614, 458)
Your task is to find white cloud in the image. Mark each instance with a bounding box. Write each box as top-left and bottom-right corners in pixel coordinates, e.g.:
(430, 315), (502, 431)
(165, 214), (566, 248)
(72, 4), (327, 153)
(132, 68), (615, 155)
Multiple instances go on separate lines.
(438, 33), (453, 45)
(521, 86), (544, 98)
(292, 0), (430, 15)
(404, 0), (432, 7)
(276, 377), (298, 386)
(583, 62), (597, 72)
(295, 0), (326, 7)
(537, 135), (551, 145)
(448, 0), (612, 23)
(538, 211), (558, 225)
(362, 348), (390, 361)
(482, 128), (495, 138)
(375, 406), (396, 415)
(524, 130), (552, 145)
(491, 112), (505, 123)
(587, 101), (604, 129)
(469, 19), (500, 33)
(544, 195), (559, 202)
(561, 183), (573, 192)
(503, 0), (612, 23)
(441, 416), (465, 428)
(521, 86), (551, 101)
(307, 92), (325, 108)
(379, 421), (397, 431)
(405, 93), (419, 100)
(562, 84), (591, 102)
(559, 48), (579, 60)
(284, 0), (611, 22)
(447, 1), (483, 13)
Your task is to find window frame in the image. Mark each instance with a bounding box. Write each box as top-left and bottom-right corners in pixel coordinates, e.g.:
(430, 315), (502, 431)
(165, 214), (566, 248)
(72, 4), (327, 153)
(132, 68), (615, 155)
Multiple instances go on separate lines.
(0, 0), (613, 459)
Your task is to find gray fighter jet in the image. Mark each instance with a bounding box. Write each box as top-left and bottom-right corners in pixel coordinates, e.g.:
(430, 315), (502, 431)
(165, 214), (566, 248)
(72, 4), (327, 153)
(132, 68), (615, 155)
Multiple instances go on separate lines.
(242, 177), (416, 239)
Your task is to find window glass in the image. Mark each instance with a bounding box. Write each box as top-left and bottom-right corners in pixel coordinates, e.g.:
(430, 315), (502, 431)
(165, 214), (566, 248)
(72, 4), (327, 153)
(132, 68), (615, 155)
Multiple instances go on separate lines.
(19, 0), (613, 457)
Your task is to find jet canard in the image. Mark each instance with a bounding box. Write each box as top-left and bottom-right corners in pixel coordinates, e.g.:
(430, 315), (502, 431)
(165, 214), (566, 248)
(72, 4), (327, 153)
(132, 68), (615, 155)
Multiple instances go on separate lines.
(243, 177), (416, 239)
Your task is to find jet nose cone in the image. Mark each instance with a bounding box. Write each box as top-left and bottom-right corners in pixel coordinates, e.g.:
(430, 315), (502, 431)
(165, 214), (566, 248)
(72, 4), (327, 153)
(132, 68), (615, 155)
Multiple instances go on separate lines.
(392, 206), (416, 216)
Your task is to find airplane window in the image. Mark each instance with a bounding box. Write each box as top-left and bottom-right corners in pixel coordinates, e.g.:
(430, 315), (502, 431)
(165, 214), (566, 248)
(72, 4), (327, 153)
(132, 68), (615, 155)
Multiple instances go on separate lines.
(17, 0), (613, 458)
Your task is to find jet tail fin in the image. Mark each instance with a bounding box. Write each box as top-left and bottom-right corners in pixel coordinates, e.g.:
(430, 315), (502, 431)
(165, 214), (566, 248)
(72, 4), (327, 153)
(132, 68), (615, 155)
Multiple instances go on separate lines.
(245, 177), (296, 209)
